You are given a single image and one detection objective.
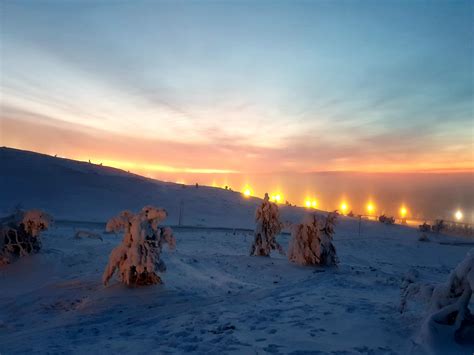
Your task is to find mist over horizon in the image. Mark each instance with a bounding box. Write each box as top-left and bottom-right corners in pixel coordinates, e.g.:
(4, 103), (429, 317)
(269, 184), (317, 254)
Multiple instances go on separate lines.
(3, 146), (472, 224)
(108, 167), (474, 224)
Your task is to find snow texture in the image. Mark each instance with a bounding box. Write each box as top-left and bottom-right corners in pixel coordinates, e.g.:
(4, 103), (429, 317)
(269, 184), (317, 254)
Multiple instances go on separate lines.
(249, 193), (284, 256)
(103, 206), (176, 286)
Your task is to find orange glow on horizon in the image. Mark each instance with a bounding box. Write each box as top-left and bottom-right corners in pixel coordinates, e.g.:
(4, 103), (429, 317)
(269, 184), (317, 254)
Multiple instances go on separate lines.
(77, 157), (238, 175)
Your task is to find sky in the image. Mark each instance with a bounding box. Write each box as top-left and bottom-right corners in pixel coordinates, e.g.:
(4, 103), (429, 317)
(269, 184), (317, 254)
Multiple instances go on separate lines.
(0, 0), (473, 220)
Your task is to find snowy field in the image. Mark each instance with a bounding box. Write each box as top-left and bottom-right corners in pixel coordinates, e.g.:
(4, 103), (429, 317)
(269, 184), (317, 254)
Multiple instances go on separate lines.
(1, 148), (473, 354)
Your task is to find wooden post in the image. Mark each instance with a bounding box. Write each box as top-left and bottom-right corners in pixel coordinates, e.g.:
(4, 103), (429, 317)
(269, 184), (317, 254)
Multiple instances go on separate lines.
(358, 215), (362, 238)
(178, 200), (184, 226)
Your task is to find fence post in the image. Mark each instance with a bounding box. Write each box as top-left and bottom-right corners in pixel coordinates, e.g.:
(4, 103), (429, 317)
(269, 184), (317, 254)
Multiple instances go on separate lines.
(358, 215), (362, 238)
(178, 199), (184, 226)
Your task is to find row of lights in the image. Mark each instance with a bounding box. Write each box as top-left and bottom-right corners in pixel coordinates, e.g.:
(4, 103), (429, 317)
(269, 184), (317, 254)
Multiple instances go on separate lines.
(241, 187), (465, 221)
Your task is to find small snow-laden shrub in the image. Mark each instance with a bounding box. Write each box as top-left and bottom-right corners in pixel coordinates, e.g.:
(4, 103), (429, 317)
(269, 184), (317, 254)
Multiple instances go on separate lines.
(432, 219), (445, 233)
(378, 214), (395, 225)
(102, 206), (176, 286)
(288, 211), (339, 266)
(399, 269), (434, 313)
(419, 249), (474, 348)
(419, 222), (431, 233)
(250, 193), (284, 257)
(74, 230), (103, 241)
(0, 209), (52, 265)
(418, 233), (430, 242)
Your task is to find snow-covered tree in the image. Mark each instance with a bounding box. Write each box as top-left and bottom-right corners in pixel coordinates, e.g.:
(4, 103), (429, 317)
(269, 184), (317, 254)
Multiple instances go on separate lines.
(420, 249), (474, 346)
(288, 211), (338, 266)
(250, 193), (284, 256)
(320, 211), (339, 266)
(103, 205), (176, 286)
(0, 209), (52, 265)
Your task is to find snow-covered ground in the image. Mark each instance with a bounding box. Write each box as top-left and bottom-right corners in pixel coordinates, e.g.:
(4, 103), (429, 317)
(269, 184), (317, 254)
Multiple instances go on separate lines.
(1, 147), (473, 354)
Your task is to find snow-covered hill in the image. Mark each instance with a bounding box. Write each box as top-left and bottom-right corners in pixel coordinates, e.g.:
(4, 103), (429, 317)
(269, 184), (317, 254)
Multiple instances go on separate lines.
(0, 147), (472, 354)
(0, 147), (279, 226)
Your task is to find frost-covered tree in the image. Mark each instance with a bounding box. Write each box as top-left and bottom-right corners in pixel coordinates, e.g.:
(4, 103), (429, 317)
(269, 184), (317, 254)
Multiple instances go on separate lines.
(250, 193), (284, 256)
(319, 211), (339, 266)
(0, 209), (52, 265)
(103, 206), (176, 286)
(288, 211), (338, 266)
(420, 249), (474, 346)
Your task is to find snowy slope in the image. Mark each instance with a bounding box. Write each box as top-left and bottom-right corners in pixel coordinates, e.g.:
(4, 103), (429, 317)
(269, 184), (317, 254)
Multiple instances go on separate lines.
(0, 147), (304, 227)
(1, 147), (473, 354)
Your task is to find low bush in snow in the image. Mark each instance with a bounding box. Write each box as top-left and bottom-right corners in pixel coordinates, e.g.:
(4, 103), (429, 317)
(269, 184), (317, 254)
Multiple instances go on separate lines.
(103, 206), (176, 286)
(378, 214), (395, 225)
(401, 250), (474, 350)
(420, 249), (474, 347)
(0, 209), (52, 265)
(399, 269), (434, 313)
(418, 222), (431, 233)
(418, 234), (430, 242)
(250, 193), (284, 256)
(431, 219), (445, 233)
(288, 211), (338, 266)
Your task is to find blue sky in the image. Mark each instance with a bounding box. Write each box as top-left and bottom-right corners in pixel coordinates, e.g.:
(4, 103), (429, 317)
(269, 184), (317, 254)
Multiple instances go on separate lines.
(1, 0), (473, 174)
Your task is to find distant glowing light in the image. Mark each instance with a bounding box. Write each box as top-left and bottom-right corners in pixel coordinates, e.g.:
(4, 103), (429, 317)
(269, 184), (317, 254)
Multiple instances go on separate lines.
(367, 202), (375, 214)
(400, 207), (408, 218)
(305, 198), (317, 208)
(340, 202), (348, 214)
(271, 194), (282, 203)
(243, 187), (252, 197)
(455, 210), (463, 221)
